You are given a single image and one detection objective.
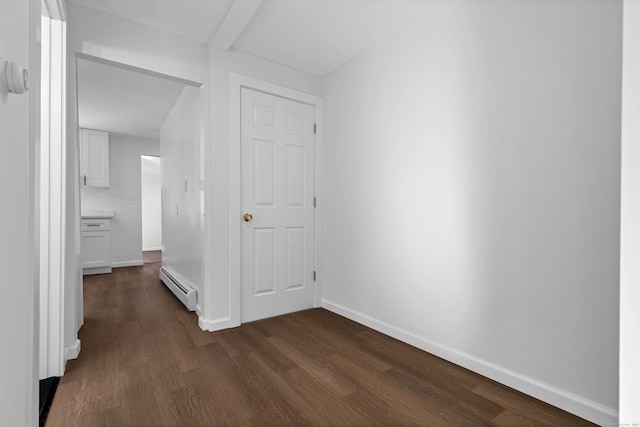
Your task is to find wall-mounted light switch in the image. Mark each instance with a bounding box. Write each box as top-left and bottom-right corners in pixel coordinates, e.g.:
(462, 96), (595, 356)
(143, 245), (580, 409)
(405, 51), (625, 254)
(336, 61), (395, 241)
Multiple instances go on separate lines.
(127, 192), (133, 201)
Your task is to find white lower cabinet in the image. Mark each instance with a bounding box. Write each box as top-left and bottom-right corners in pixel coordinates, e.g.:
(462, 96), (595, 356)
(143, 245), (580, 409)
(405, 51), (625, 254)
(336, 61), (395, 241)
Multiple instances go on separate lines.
(81, 219), (111, 274)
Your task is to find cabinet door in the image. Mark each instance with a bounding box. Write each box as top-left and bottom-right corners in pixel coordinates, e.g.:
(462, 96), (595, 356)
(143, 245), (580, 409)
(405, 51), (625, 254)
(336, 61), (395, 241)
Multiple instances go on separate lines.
(80, 129), (110, 187)
(81, 231), (111, 268)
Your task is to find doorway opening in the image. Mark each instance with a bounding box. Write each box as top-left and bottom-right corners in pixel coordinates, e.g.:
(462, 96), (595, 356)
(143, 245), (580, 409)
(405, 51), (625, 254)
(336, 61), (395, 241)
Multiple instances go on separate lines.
(141, 155), (162, 264)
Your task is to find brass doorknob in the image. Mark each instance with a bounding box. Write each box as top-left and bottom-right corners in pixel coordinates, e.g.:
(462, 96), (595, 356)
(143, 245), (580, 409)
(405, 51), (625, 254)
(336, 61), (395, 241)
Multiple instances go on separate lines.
(243, 213), (253, 222)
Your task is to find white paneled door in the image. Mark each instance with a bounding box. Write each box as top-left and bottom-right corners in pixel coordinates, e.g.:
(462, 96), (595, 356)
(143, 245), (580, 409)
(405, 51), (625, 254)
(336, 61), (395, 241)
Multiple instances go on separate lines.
(241, 88), (316, 323)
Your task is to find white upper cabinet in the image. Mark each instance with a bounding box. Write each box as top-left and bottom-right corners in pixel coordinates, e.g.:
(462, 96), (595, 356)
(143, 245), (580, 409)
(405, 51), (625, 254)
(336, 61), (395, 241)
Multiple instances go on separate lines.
(79, 128), (110, 187)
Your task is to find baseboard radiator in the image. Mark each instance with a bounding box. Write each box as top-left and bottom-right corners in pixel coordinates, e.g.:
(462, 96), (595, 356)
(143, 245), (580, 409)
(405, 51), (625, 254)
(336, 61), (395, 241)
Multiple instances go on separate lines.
(159, 266), (197, 311)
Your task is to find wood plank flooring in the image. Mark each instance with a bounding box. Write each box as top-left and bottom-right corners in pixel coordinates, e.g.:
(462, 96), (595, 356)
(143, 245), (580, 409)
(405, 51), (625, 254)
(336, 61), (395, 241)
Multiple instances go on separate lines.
(47, 263), (594, 426)
(142, 250), (162, 264)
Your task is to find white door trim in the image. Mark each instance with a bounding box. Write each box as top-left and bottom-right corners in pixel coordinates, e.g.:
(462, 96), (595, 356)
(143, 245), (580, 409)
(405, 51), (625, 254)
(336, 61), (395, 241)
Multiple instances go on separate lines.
(620, 1), (640, 422)
(229, 73), (324, 327)
(39, 11), (67, 379)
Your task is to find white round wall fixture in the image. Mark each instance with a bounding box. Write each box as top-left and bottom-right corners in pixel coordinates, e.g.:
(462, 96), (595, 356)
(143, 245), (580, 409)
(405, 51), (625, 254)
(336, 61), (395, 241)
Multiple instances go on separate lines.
(0, 57), (30, 94)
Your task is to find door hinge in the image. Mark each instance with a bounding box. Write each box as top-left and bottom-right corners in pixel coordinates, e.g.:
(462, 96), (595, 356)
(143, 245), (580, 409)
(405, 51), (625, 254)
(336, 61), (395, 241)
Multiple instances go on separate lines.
(313, 197), (317, 208)
(313, 271), (317, 281)
(314, 123), (317, 134)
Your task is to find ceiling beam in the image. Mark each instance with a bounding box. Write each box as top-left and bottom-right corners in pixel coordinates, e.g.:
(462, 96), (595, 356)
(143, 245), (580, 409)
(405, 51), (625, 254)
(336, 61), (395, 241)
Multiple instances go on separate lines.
(210, 0), (264, 50)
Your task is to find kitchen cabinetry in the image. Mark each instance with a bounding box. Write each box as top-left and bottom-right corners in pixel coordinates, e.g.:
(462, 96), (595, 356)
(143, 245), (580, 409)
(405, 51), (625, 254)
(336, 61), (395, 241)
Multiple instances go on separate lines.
(79, 128), (110, 187)
(81, 217), (112, 275)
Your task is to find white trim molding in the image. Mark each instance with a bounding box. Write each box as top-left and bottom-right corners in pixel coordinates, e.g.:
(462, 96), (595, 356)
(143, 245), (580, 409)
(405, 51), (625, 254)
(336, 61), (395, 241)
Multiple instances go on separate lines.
(111, 260), (144, 268)
(198, 316), (234, 332)
(321, 299), (618, 427)
(39, 13), (67, 380)
(64, 339), (81, 362)
(82, 266), (111, 275)
(620, 1), (640, 424)
(228, 72), (324, 328)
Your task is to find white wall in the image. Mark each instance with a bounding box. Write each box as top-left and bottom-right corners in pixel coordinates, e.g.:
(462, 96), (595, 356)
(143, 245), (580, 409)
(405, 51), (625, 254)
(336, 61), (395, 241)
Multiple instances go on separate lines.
(204, 48), (323, 324)
(161, 86), (204, 297)
(81, 135), (159, 266)
(141, 156), (162, 251)
(322, 0), (620, 423)
(0, 0), (39, 423)
(67, 3), (206, 84)
(620, 0), (640, 424)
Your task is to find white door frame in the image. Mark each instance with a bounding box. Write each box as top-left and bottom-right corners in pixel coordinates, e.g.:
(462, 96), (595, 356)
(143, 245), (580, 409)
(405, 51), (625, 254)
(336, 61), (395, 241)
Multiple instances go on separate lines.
(39, 2), (68, 379)
(620, 1), (640, 422)
(228, 73), (324, 327)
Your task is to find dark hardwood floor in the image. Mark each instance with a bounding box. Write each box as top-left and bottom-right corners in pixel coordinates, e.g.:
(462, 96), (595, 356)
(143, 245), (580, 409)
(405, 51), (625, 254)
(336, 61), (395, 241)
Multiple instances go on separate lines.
(47, 263), (594, 426)
(142, 250), (162, 264)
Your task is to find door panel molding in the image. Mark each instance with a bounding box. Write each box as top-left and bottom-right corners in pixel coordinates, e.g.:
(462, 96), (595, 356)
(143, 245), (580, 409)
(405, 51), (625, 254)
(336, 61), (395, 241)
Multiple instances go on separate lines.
(240, 88), (315, 322)
(229, 73), (324, 327)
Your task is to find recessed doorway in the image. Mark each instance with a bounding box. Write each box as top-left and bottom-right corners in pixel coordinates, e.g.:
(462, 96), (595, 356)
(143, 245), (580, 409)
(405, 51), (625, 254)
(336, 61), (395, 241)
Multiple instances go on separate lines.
(141, 155), (162, 263)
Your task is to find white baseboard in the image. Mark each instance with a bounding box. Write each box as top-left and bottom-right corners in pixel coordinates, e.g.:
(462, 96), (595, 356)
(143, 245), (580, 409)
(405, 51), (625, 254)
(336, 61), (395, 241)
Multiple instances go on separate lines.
(64, 339), (81, 361)
(82, 266), (111, 275)
(143, 247), (163, 251)
(111, 260), (144, 268)
(321, 299), (618, 426)
(198, 316), (234, 332)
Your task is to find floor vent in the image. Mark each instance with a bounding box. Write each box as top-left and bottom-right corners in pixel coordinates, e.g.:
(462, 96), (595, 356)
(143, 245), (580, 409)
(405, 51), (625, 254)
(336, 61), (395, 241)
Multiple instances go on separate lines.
(159, 266), (197, 311)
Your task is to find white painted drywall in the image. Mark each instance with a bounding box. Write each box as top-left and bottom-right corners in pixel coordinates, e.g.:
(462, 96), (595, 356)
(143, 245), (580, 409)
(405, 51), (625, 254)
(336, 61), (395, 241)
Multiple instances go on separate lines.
(0, 0), (39, 423)
(322, 0), (620, 422)
(141, 156), (162, 251)
(67, 3), (207, 84)
(205, 48), (323, 322)
(161, 86), (204, 295)
(81, 135), (159, 266)
(620, 1), (640, 424)
(65, 13), (85, 372)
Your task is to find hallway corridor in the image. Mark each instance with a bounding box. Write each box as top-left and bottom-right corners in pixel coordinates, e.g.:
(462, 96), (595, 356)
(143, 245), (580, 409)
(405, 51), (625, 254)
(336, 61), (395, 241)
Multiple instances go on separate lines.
(46, 263), (593, 426)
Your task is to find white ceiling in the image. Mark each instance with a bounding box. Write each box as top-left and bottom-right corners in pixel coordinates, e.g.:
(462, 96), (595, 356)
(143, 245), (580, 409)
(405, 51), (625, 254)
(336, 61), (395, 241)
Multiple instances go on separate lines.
(77, 58), (186, 139)
(73, 0), (440, 139)
(232, 0), (440, 76)
(68, 0), (440, 77)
